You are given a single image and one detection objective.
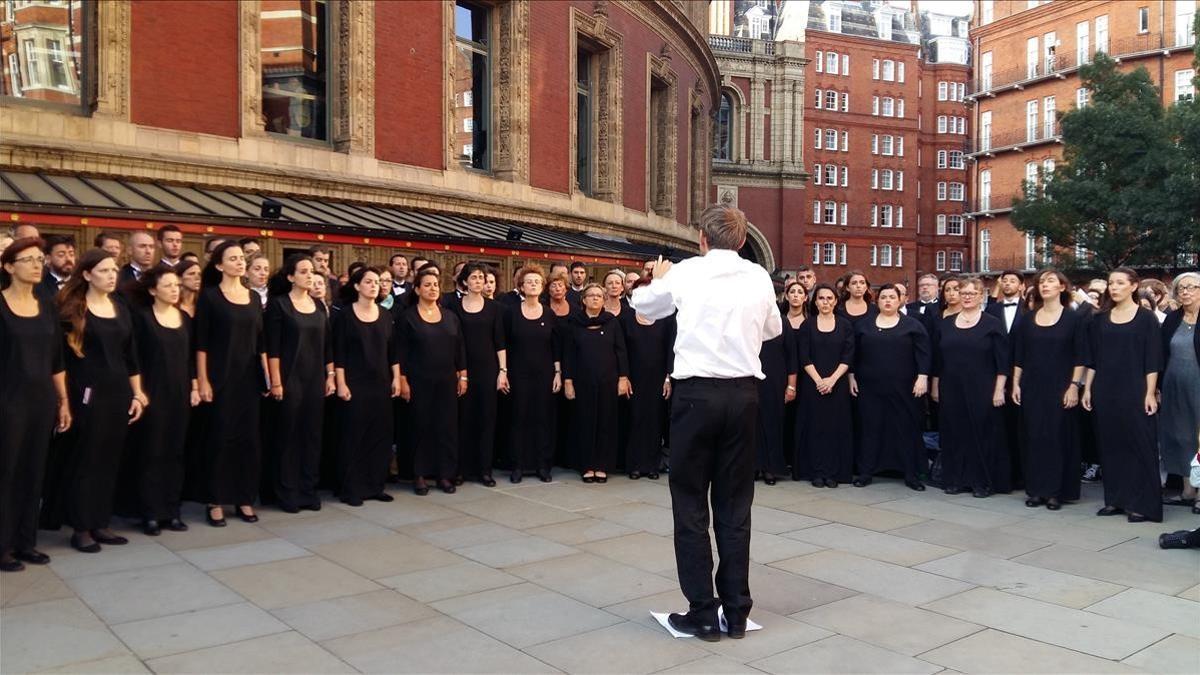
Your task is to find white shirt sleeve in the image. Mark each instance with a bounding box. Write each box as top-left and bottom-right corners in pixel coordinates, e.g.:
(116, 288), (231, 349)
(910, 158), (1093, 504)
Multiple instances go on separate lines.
(629, 272), (677, 321)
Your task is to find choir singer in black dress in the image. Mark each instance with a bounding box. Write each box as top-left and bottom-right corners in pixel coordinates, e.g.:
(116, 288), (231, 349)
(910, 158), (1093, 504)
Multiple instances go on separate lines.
(195, 242), (268, 526)
(125, 267), (196, 534)
(1011, 269), (1087, 510)
(1082, 268), (1164, 522)
(563, 284), (631, 483)
(837, 271), (877, 328)
(931, 277), (1010, 498)
(799, 284), (855, 488)
(1, 238), (70, 571)
(46, 250), (146, 552)
(782, 281), (810, 481)
(450, 262), (507, 487)
(265, 255), (334, 512)
(620, 277), (675, 480)
(335, 266), (402, 503)
(756, 301), (796, 486)
(396, 267), (466, 495)
(504, 265), (562, 482)
(849, 284), (931, 491)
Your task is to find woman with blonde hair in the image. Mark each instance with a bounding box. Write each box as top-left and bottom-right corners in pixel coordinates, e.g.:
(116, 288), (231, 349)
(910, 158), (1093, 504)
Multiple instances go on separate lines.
(504, 265), (562, 481)
(1159, 272), (1200, 512)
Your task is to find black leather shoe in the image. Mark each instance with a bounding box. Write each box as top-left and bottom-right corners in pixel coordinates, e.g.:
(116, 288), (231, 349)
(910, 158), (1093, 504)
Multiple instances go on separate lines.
(1159, 530), (1193, 549)
(764, 473), (777, 486)
(647, 472), (659, 480)
(510, 470), (523, 484)
(538, 469), (552, 483)
(811, 479), (825, 488)
(595, 474), (608, 484)
(825, 478), (838, 488)
(236, 507), (259, 523)
(1127, 513), (1150, 523)
(726, 622), (747, 639)
(1025, 498), (1045, 508)
(453, 476), (464, 486)
(481, 475), (497, 487)
(439, 480), (457, 494)
(92, 530), (128, 545)
(1096, 506), (1123, 516)
(0, 558), (24, 572)
(413, 480), (430, 496)
(71, 533), (101, 553)
(143, 520), (162, 536)
(301, 502), (322, 512)
(1045, 499), (1062, 511)
(279, 504), (301, 514)
(206, 507), (227, 527)
(374, 492), (395, 502)
(342, 496), (364, 506)
(13, 549), (50, 565)
(629, 471), (641, 480)
(667, 613), (720, 642)
(972, 488), (991, 499)
(905, 480), (925, 492)
(167, 518), (189, 532)
(582, 474), (595, 484)
(852, 476), (872, 488)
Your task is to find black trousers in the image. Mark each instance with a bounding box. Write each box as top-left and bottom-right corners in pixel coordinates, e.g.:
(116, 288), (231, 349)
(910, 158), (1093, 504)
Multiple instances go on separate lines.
(668, 377), (758, 625)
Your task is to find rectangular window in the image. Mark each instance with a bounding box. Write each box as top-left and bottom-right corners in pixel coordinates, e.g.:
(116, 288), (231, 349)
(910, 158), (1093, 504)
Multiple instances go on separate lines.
(825, 129), (838, 150)
(871, 245), (878, 266)
(824, 242), (837, 265)
(46, 39), (69, 89)
(464, 117), (474, 132)
(937, 150), (948, 168)
(813, 201), (821, 224)
(881, 135), (893, 156)
(980, 229), (991, 272)
(896, 136), (904, 156)
(1176, 1), (1195, 47)
(871, 134), (879, 154)
(263, 0), (332, 142)
(872, 58), (880, 80)
(978, 171), (990, 209)
(1076, 21), (1089, 66)
(840, 202), (848, 225)
(871, 204), (878, 227)
(1176, 69), (1196, 102)
(938, 82), (948, 100)
(937, 116), (948, 133)
(950, 182), (964, 201)
(949, 251), (963, 271)
(824, 201), (837, 224)
(880, 244), (893, 267)
(949, 150), (963, 168)
(7, 53), (22, 97)
(1025, 232), (1037, 270)
(840, 166), (849, 187)
(937, 182), (947, 200)
(841, 131), (849, 151)
(840, 92), (849, 112)
(569, 46), (594, 189)
(1095, 14), (1109, 53)
(982, 0), (993, 24)
(815, 51), (824, 72)
(947, 215), (964, 235)
(813, 164), (823, 185)
(840, 244), (847, 265)
(1026, 99), (1039, 141)
(981, 51), (993, 90)
(814, 88), (823, 108)
(1076, 87), (1089, 108)
(880, 169), (893, 190)
(827, 52), (839, 74)
(882, 97), (894, 117)
(1027, 36), (1039, 79)
(898, 62), (905, 83)
(824, 165), (837, 185)
(813, 242), (821, 264)
(453, 1), (490, 166)
(825, 90), (838, 109)
(1043, 158), (1056, 182)
(896, 246), (903, 267)
(815, 128), (823, 149)
(981, 111), (992, 150)
(880, 205), (893, 228)
(897, 206), (904, 228)
(936, 250), (947, 271)
(896, 171), (904, 191)
(828, 6), (842, 31)
(1025, 161), (1039, 195)
(842, 54), (850, 74)
(1139, 7), (1150, 33)
(1043, 95), (1056, 136)
(882, 59), (895, 81)
(23, 38), (41, 87)
(872, 96), (880, 115)
(937, 214), (947, 235)
(897, 98), (905, 118)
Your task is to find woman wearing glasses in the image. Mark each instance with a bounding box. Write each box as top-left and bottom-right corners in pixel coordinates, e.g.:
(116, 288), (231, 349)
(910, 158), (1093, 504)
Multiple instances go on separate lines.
(931, 277), (1010, 498)
(0, 239), (70, 571)
(1159, 272), (1200, 512)
(504, 265), (562, 482)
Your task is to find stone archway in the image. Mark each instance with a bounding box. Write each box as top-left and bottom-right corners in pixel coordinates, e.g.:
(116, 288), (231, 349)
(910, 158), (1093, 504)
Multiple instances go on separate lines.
(738, 222), (775, 273)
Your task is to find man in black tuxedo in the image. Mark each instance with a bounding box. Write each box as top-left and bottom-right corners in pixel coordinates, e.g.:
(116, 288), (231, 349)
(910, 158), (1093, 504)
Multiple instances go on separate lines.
(37, 234), (75, 301)
(388, 254), (413, 299)
(905, 273), (941, 322)
(984, 270), (1027, 334)
(118, 231), (157, 291)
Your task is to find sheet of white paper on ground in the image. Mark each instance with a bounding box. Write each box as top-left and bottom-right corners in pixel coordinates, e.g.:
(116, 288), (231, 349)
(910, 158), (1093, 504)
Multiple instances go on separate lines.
(650, 608), (763, 638)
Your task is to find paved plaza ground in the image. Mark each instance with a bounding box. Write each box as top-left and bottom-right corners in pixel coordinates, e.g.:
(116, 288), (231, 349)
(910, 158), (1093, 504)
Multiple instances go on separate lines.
(1, 472), (1198, 674)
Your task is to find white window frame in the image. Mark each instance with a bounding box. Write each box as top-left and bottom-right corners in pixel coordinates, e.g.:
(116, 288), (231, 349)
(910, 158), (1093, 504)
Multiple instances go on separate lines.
(1096, 14), (1109, 53)
(813, 201), (821, 224)
(882, 59), (895, 81)
(872, 58), (880, 79)
(880, 244), (893, 267)
(839, 244), (847, 265)
(1026, 100), (1039, 141)
(824, 201), (837, 224)
(825, 129), (838, 150)
(1176, 69), (1196, 102)
(937, 181), (947, 201)
(950, 182), (964, 202)
(980, 229), (991, 272)
(896, 136), (904, 156)
(938, 81), (948, 100)
(937, 150), (947, 168)
(882, 97), (895, 117)
(949, 150), (964, 169)
(812, 242), (821, 264)
(828, 7), (842, 32)
(840, 165), (849, 187)
(1076, 87), (1089, 108)
(937, 214), (947, 235)
(871, 204), (878, 227)
(824, 164), (837, 185)
(813, 164), (823, 185)
(981, 51), (993, 90)
(1076, 21), (1089, 66)
(896, 171), (904, 191)
(881, 135), (893, 156)
(1176, 1), (1194, 47)
(827, 52), (839, 75)
(814, 128), (823, 149)
(1027, 37), (1039, 79)
(825, 90), (838, 110)
(840, 202), (848, 225)
(978, 171), (990, 209)
(841, 131), (849, 151)
(981, 0), (993, 25)
(949, 251), (963, 271)
(871, 134), (878, 154)
(815, 50), (824, 72)
(981, 111), (992, 150)
(1043, 96), (1056, 136)
(898, 62), (905, 83)
(872, 96), (880, 115)
(947, 215), (964, 236)
(936, 250), (947, 271)
(880, 169), (893, 190)
(937, 116), (948, 133)
(840, 92), (849, 112)
(823, 242), (837, 265)
(880, 204), (893, 228)
(1139, 7), (1149, 34)
(814, 88), (823, 108)
(870, 245), (878, 266)
(842, 53), (850, 74)
(897, 98), (905, 118)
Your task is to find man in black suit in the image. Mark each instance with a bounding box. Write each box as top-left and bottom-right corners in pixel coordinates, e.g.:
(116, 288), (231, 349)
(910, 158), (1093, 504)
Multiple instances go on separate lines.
(118, 231), (157, 291)
(37, 234), (75, 301)
(388, 253), (413, 299)
(984, 270), (1026, 334)
(905, 273), (941, 321)
(442, 260), (467, 309)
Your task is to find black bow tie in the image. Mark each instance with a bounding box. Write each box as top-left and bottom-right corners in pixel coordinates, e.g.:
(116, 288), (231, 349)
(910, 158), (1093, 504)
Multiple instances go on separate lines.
(1003, 301), (1018, 306)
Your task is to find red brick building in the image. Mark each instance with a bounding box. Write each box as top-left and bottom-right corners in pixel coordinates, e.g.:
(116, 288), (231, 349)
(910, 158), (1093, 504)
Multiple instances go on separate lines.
(1, 1), (721, 279)
(969, 0), (1196, 273)
(0, 0), (86, 105)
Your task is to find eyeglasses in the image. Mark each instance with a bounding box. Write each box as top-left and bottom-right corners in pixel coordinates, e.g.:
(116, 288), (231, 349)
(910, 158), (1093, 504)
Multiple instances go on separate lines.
(13, 255), (46, 265)
(1178, 284), (1199, 293)
(959, 291), (981, 297)
(583, 294), (603, 300)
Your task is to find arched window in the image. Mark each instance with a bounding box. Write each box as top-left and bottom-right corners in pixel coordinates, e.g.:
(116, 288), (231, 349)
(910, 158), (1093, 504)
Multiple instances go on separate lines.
(713, 92), (734, 161)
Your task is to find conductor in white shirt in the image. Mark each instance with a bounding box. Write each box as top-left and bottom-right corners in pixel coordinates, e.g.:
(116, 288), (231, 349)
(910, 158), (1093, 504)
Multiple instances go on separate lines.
(630, 204), (782, 642)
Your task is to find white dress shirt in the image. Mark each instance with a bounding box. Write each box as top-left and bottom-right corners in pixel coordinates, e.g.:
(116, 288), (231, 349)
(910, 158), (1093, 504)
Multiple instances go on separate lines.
(1001, 298), (1019, 332)
(629, 248), (782, 380)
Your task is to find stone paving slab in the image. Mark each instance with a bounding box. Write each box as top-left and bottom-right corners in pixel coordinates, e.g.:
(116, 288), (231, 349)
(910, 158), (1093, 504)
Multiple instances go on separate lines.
(2, 475), (1197, 674)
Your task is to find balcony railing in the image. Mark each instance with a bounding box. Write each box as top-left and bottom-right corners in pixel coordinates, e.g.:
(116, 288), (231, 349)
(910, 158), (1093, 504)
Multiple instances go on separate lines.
(966, 122), (1062, 156)
(968, 193), (1016, 216)
(969, 31), (1193, 97)
(708, 35), (776, 56)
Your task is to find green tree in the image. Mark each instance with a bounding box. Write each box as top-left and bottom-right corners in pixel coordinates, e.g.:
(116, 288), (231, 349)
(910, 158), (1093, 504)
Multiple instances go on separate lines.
(1010, 50), (1197, 271)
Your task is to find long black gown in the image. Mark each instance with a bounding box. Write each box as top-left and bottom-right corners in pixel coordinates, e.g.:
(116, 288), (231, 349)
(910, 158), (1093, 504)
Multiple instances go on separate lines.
(451, 298), (505, 480)
(934, 313), (1010, 493)
(757, 318), (797, 477)
(1013, 308), (1088, 502)
(620, 311), (675, 475)
(1088, 307), (1163, 520)
(335, 305), (399, 498)
(853, 315), (931, 483)
(0, 294), (63, 553)
(265, 295), (330, 510)
(504, 304), (560, 474)
(121, 307), (192, 522)
(788, 318), (811, 480)
(563, 311), (628, 473)
(798, 316), (855, 482)
(195, 287), (265, 507)
(396, 306), (465, 482)
(44, 305), (139, 531)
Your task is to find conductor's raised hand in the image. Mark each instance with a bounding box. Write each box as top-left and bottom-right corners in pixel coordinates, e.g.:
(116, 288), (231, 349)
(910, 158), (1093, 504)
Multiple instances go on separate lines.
(652, 255), (672, 280)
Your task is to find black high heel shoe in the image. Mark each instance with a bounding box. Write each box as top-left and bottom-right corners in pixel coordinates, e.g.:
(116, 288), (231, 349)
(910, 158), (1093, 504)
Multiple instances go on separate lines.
(413, 479), (430, 496)
(481, 475), (497, 488)
(439, 480), (457, 494)
(206, 506), (227, 528)
(236, 506), (259, 523)
(143, 520), (162, 536)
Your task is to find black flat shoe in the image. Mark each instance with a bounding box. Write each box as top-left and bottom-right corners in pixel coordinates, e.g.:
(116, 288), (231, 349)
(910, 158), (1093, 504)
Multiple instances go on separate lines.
(824, 478), (838, 488)
(811, 479), (825, 488)
(1127, 513), (1150, 523)
(647, 472), (659, 480)
(143, 520), (162, 536)
(453, 476), (464, 486)
(582, 474), (596, 484)
(1025, 498), (1045, 508)
(764, 474), (777, 486)
(279, 504), (300, 514)
(481, 475), (497, 487)
(13, 549), (50, 565)
(301, 502), (321, 512)
(905, 480), (925, 492)
(972, 489), (991, 499)
(943, 486), (964, 495)
(538, 469), (553, 483)
(206, 507), (227, 527)
(629, 471), (641, 480)
(1096, 506), (1123, 516)
(726, 622), (747, 639)
(92, 530), (128, 545)
(167, 518), (189, 532)
(236, 507), (259, 523)
(1046, 500), (1062, 511)
(667, 613), (720, 642)
(0, 558), (25, 572)
(341, 496), (364, 506)
(413, 481), (429, 496)
(71, 533), (101, 553)
(439, 480), (457, 494)
(852, 477), (872, 488)
(595, 474), (608, 484)
(374, 492), (394, 502)
(510, 470), (523, 484)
